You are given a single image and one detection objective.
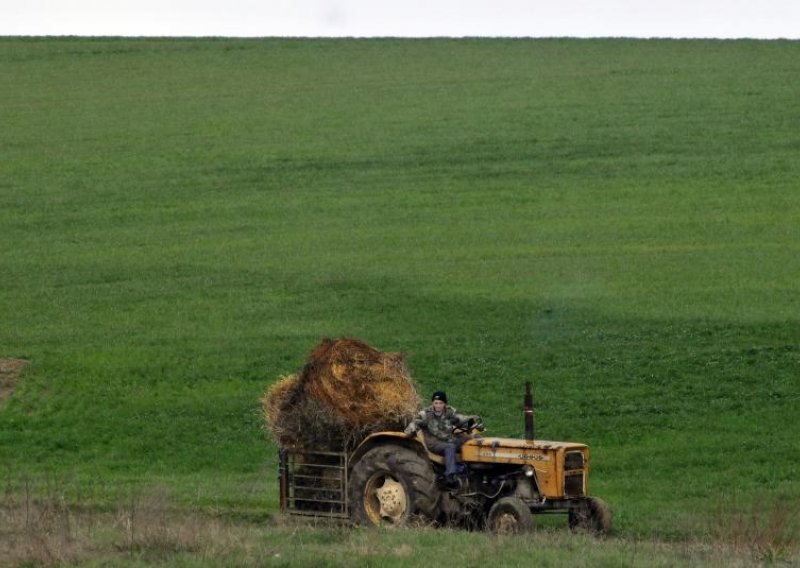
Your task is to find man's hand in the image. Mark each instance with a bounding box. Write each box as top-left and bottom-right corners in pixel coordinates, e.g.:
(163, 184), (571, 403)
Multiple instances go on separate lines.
(462, 415), (478, 428)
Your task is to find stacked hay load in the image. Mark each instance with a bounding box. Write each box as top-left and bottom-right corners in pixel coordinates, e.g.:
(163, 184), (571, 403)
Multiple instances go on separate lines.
(262, 338), (421, 450)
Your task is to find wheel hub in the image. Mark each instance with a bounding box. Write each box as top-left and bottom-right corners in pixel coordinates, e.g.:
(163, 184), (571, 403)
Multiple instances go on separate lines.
(374, 478), (407, 523)
(494, 513), (519, 534)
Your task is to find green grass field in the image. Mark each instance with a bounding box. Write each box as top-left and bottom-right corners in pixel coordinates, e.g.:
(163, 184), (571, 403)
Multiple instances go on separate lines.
(1, 37), (799, 565)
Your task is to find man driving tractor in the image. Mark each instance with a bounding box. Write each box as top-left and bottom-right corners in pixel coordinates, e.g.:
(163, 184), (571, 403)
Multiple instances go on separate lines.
(404, 390), (481, 488)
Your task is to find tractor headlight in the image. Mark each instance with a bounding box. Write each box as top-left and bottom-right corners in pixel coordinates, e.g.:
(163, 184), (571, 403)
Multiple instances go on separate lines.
(523, 465), (535, 477)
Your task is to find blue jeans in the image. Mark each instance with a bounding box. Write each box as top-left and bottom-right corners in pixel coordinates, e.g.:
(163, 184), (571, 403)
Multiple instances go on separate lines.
(427, 437), (470, 476)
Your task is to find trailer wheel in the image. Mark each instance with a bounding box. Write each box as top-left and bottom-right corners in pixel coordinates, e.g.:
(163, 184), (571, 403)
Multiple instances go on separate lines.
(349, 445), (439, 527)
(486, 497), (533, 534)
(569, 497), (613, 535)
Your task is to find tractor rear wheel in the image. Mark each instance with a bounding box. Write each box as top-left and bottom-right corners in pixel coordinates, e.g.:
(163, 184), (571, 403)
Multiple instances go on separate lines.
(569, 497), (612, 535)
(349, 445), (439, 527)
(486, 497), (533, 534)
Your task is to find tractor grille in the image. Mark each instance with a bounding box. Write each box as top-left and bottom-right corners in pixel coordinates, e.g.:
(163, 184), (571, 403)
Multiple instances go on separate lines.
(564, 472), (585, 497)
(564, 451), (586, 497)
(564, 451), (584, 471)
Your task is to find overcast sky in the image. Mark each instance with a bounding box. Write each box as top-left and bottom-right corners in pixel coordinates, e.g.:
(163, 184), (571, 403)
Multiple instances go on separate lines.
(3, 0), (799, 39)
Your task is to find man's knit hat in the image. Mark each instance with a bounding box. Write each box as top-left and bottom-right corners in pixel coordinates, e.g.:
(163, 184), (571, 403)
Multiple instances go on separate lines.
(431, 390), (448, 404)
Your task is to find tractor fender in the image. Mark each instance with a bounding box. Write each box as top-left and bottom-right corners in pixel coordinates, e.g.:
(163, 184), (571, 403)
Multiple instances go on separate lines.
(349, 431), (443, 470)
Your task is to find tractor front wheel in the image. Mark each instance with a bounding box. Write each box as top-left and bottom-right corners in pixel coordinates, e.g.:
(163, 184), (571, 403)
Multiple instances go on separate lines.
(486, 497), (533, 534)
(349, 445), (439, 527)
(569, 497), (613, 535)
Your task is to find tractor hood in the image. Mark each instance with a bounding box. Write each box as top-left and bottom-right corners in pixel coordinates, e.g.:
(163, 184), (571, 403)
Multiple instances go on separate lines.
(460, 436), (588, 465)
(468, 437), (588, 451)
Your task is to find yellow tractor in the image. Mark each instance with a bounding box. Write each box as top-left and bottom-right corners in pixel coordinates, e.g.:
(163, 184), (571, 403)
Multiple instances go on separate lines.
(278, 383), (611, 534)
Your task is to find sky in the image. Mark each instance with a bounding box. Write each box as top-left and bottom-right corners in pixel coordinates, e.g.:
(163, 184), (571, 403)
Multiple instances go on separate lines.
(2, 0), (799, 39)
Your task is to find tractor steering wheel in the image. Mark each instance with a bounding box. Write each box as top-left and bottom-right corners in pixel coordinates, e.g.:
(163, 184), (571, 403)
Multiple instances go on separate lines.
(452, 416), (485, 436)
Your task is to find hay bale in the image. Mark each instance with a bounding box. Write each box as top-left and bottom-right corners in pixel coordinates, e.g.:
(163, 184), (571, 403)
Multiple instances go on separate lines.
(262, 373), (349, 449)
(262, 338), (421, 449)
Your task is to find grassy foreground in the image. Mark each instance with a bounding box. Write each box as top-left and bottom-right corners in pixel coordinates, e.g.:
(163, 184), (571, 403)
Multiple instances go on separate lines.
(2, 488), (787, 567)
(1, 37), (799, 565)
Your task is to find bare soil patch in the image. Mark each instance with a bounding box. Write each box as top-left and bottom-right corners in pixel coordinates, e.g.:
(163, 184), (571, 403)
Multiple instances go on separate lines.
(0, 358), (29, 408)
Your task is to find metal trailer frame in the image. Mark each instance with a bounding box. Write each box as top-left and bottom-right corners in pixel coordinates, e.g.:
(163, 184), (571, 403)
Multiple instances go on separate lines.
(279, 448), (349, 519)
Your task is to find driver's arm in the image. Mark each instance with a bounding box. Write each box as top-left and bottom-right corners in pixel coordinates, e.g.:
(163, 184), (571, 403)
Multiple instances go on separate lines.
(404, 410), (426, 436)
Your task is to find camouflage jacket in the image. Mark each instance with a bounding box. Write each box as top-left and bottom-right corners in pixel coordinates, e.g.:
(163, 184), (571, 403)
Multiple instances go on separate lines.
(405, 405), (470, 443)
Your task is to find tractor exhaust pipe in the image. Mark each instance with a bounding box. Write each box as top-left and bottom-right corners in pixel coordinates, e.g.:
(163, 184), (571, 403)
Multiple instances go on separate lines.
(524, 381), (535, 441)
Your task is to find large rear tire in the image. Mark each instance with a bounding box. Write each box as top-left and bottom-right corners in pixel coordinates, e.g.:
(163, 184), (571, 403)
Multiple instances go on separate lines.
(349, 445), (439, 527)
(486, 497), (533, 534)
(569, 497), (613, 535)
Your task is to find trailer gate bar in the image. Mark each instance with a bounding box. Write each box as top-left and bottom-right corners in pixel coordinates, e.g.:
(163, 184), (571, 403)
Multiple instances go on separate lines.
(279, 448), (349, 518)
